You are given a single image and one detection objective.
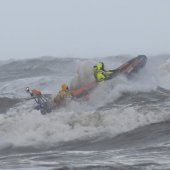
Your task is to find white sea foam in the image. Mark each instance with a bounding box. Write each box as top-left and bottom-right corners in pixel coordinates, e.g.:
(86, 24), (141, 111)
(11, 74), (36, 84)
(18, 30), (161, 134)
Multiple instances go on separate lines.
(0, 56), (170, 148)
(0, 100), (169, 148)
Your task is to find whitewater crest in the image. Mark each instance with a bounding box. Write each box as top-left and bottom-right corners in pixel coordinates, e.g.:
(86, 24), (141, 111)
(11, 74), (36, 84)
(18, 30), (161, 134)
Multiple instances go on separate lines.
(1, 56), (170, 170)
(0, 56), (169, 149)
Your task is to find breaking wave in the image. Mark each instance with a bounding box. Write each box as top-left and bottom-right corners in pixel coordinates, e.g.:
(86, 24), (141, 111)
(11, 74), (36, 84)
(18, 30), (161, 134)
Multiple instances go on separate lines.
(0, 55), (170, 151)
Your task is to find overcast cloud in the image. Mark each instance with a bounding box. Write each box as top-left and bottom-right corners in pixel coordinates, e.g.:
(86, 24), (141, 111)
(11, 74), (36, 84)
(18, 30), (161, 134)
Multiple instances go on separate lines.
(0, 0), (170, 59)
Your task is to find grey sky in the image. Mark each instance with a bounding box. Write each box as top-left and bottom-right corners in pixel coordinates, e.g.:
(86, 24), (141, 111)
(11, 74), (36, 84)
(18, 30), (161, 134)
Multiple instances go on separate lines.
(0, 0), (170, 59)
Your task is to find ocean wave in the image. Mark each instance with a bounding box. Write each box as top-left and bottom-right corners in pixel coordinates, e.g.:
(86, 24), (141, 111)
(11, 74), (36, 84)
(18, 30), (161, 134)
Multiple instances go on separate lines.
(1, 55), (170, 152)
(0, 97), (20, 113)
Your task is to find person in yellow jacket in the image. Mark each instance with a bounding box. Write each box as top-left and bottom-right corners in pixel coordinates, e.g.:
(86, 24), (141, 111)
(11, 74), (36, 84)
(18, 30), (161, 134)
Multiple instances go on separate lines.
(93, 62), (113, 82)
(53, 84), (72, 106)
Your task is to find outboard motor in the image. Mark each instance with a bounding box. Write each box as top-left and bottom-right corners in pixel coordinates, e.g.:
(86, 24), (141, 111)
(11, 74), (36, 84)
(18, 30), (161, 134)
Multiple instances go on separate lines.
(26, 87), (52, 115)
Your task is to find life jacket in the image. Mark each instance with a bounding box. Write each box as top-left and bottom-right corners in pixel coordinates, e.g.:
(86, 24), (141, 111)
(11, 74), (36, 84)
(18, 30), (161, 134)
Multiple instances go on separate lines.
(53, 84), (72, 106)
(93, 63), (106, 82)
(96, 70), (106, 82)
(59, 84), (72, 99)
(59, 89), (71, 99)
(93, 63), (113, 82)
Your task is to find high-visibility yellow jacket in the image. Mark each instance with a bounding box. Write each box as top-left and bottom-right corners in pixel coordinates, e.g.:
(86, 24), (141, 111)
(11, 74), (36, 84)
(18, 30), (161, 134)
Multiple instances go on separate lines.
(93, 66), (113, 82)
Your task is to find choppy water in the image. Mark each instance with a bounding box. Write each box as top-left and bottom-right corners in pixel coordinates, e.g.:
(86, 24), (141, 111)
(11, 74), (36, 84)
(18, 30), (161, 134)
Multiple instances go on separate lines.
(0, 55), (170, 170)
